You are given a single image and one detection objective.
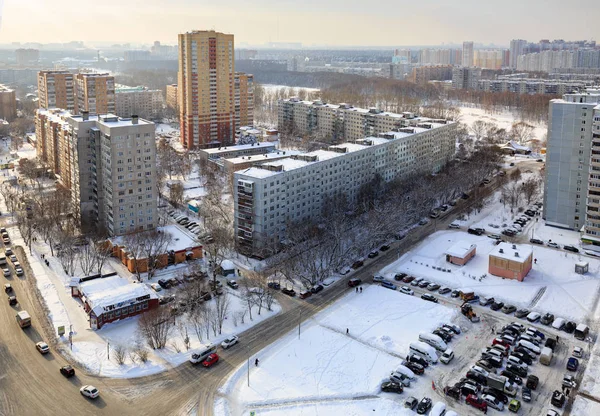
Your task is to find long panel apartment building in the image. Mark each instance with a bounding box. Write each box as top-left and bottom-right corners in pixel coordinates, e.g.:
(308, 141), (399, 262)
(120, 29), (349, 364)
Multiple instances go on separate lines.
(234, 117), (457, 256)
(35, 110), (157, 236)
(278, 98), (441, 144)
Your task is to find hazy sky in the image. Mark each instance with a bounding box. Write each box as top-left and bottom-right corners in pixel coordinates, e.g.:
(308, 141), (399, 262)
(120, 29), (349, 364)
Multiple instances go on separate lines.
(2, 0), (599, 47)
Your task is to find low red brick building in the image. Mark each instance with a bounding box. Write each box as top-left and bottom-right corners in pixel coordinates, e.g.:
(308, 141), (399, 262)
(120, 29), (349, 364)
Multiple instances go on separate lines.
(445, 241), (477, 266)
(488, 243), (533, 282)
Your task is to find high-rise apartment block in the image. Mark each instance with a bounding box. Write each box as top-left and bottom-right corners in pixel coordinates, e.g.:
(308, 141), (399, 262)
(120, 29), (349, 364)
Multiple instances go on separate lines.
(409, 65), (453, 84)
(462, 41), (474, 67)
(76, 73), (116, 115)
(517, 49), (600, 72)
(38, 70), (78, 113)
(166, 84), (178, 111)
(235, 73), (254, 128)
(474, 49), (507, 70)
(543, 89), (600, 243)
(115, 85), (164, 120)
(0, 85), (17, 121)
(178, 30), (236, 149)
(234, 118), (457, 256)
(509, 39), (528, 69)
(15, 48), (40, 66)
(35, 110), (158, 236)
(451, 67), (482, 90)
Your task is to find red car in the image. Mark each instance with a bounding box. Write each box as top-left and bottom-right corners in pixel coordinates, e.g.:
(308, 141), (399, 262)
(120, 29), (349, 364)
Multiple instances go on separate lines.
(402, 276), (415, 283)
(202, 353), (219, 368)
(466, 394), (488, 412)
(348, 278), (362, 288)
(492, 338), (510, 348)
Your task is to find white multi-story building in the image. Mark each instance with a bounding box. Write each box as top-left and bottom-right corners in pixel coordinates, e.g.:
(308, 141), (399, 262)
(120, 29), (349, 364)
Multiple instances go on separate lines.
(452, 67), (482, 90)
(115, 85), (164, 120)
(234, 118), (457, 256)
(509, 39), (528, 69)
(462, 41), (474, 67)
(34, 110), (158, 236)
(478, 78), (593, 95)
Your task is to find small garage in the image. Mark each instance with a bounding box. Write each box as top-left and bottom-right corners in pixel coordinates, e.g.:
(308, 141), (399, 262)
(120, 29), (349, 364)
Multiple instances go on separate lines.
(445, 242), (477, 266)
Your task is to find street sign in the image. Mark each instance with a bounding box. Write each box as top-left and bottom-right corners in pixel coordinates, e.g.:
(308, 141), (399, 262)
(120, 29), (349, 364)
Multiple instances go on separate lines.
(58, 325), (65, 336)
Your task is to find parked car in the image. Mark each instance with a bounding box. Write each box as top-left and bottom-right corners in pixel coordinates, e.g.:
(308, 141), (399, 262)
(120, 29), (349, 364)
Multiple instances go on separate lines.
(515, 308), (530, 318)
(416, 397), (432, 414)
(403, 276), (415, 284)
(432, 329), (452, 343)
(310, 284), (324, 294)
(573, 346), (584, 358)
(526, 312), (541, 322)
(421, 293), (438, 303)
(403, 361), (425, 375)
(522, 386), (532, 402)
(551, 390), (566, 408)
(404, 396), (418, 410)
(438, 287), (451, 295)
(564, 321), (577, 333)
(567, 357), (579, 371)
(483, 394), (504, 411)
(8, 295), (17, 305)
(466, 370), (487, 385)
(508, 399), (521, 413)
(367, 250), (379, 258)
(451, 289), (460, 298)
(427, 283), (440, 291)
(490, 301), (505, 311)
(380, 244), (390, 251)
(299, 290), (312, 299)
(443, 324), (461, 334)
(348, 278), (362, 287)
(373, 275), (386, 283)
(501, 370), (523, 385)
(80, 385), (99, 399)
(483, 387), (509, 404)
(150, 283), (162, 292)
(407, 354), (429, 368)
(281, 288), (296, 297)
(479, 296), (494, 306)
(400, 286), (414, 295)
(530, 238), (544, 245)
(563, 374), (577, 389)
(394, 273), (407, 281)
(563, 245), (579, 253)
(448, 223), (460, 229)
(493, 338), (510, 348)
(351, 260), (364, 269)
(221, 336), (239, 349)
(418, 280), (430, 288)
(381, 381), (403, 394)
(381, 281), (397, 291)
(466, 394), (488, 412)
(227, 280), (239, 289)
(506, 363), (527, 377)
(547, 242), (560, 249)
(513, 352), (533, 365)
(444, 386), (461, 400)
(502, 305), (517, 314)
(411, 278), (423, 287)
(488, 234), (501, 240)
(3, 283), (11, 293)
(539, 313), (554, 325)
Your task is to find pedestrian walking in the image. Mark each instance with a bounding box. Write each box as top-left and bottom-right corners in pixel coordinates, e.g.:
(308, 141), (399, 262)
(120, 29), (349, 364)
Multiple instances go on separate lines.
(346, 328), (349, 335)
(255, 358), (259, 367)
(360, 287), (363, 293)
(556, 334), (559, 342)
(355, 287), (358, 293)
(534, 258), (537, 264)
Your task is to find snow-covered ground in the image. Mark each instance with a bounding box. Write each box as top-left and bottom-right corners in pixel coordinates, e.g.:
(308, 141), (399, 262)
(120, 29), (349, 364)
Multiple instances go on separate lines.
(382, 230), (600, 322)
(261, 84), (320, 96)
(217, 285), (459, 415)
(572, 396), (600, 415)
(458, 105), (547, 142)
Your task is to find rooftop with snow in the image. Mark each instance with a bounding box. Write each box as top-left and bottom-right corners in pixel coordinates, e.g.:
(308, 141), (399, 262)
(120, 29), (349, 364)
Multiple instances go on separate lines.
(489, 242), (533, 263)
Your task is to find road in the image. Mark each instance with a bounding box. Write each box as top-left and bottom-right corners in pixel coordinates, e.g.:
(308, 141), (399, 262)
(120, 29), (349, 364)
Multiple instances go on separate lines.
(0, 162), (545, 416)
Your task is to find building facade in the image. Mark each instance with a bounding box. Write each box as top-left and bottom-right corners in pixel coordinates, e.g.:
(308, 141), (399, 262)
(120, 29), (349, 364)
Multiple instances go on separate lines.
(166, 84), (178, 111)
(509, 39), (528, 69)
(0, 85), (17, 121)
(452, 67), (482, 90)
(178, 30), (236, 149)
(544, 90), (600, 233)
(115, 85), (164, 120)
(409, 65), (452, 84)
(462, 41), (474, 67)
(76, 73), (115, 115)
(478, 77), (591, 95)
(235, 72), (254, 128)
(488, 243), (533, 282)
(35, 110), (158, 236)
(234, 118), (457, 256)
(37, 70), (78, 113)
(15, 48), (39, 66)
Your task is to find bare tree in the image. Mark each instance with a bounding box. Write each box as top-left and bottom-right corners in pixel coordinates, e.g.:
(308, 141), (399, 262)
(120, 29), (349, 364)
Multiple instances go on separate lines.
(113, 344), (128, 365)
(122, 229), (172, 281)
(189, 304), (208, 343)
(169, 182), (184, 207)
(213, 291), (230, 335)
(520, 177), (541, 205)
(77, 240), (96, 276)
(137, 307), (174, 349)
(510, 121), (535, 145)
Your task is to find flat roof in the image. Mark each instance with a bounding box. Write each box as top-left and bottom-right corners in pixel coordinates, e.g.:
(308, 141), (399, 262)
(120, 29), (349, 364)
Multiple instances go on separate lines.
(69, 113), (153, 128)
(80, 276), (158, 316)
(224, 150), (302, 165)
(445, 241), (476, 258)
(110, 225), (200, 253)
(489, 242), (533, 263)
(202, 142), (276, 155)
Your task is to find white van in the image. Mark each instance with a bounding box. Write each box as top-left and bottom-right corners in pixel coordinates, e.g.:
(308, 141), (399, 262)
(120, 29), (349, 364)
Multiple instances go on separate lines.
(419, 332), (447, 352)
(409, 341), (439, 364)
(440, 348), (454, 364)
(429, 402), (446, 416)
(189, 344), (217, 364)
(394, 364), (415, 380)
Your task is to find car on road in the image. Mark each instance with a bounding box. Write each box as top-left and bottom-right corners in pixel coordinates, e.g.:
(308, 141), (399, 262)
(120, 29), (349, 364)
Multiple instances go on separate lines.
(348, 278), (361, 287)
(563, 245), (579, 253)
(526, 312), (541, 322)
(3, 268), (10, 277)
(573, 346), (584, 358)
(310, 284), (324, 294)
(522, 386), (532, 402)
(80, 385), (99, 399)
(466, 394), (488, 412)
(540, 313), (555, 325)
(530, 238), (544, 245)
(380, 244), (390, 251)
(567, 357), (579, 371)
(367, 250), (379, 258)
(8, 295), (17, 305)
(221, 336), (239, 349)
(400, 286), (414, 295)
(36, 342), (49, 354)
(427, 283), (440, 291)
(281, 288), (296, 297)
(547, 242), (560, 249)
(372, 275), (386, 283)
(404, 396), (418, 410)
(202, 353), (219, 367)
(421, 293), (438, 303)
(438, 287), (451, 295)
(488, 234), (501, 240)
(150, 283), (162, 292)
(490, 301), (505, 311)
(416, 397), (432, 414)
(448, 223), (460, 229)
(227, 280), (239, 289)
(60, 365), (75, 377)
(502, 305), (517, 314)
(380, 381), (403, 394)
(515, 308), (530, 318)
(381, 281), (397, 291)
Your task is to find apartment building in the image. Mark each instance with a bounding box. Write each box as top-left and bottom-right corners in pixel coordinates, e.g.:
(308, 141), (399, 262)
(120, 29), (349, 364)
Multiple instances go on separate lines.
(452, 67), (482, 90)
(462, 41), (474, 67)
(115, 85), (164, 120)
(37, 70), (77, 113)
(584, 95), (600, 247)
(0, 85), (17, 121)
(15, 48), (39, 66)
(166, 84), (178, 111)
(478, 78), (591, 95)
(517, 50), (600, 73)
(198, 141), (277, 165)
(474, 49), (507, 70)
(76, 73), (115, 115)
(544, 90), (600, 234)
(409, 65), (452, 84)
(34, 110), (157, 236)
(234, 118), (457, 256)
(178, 30), (236, 149)
(235, 73), (254, 128)
(509, 39), (528, 69)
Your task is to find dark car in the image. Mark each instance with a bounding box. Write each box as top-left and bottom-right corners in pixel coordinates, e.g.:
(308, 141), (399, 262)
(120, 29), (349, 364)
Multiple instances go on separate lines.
(416, 397), (432, 414)
(433, 329), (452, 343)
(451, 289), (460, 298)
(501, 370), (523, 385)
(567, 357), (579, 371)
(367, 250), (379, 259)
(466, 370), (487, 386)
(381, 381), (403, 394)
(515, 308), (530, 318)
(158, 279), (171, 289)
(418, 280), (430, 288)
(563, 245), (579, 253)
(564, 321), (577, 333)
(506, 363), (527, 377)
(513, 352), (533, 365)
(490, 301), (505, 311)
(8, 295), (17, 305)
(394, 273), (407, 281)
(444, 386), (461, 400)
(310, 284), (324, 294)
(4, 283), (12, 293)
(483, 387), (509, 404)
(468, 228), (484, 236)
(545, 338), (557, 351)
(403, 276), (415, 283)
(407, 354), (429, 368)
(267, 282), (281, 290)
(351, 260), (364, 269)
(281, 288), (296, 297)
(540, 313), (555, 325)
(348, 278), (362, 288)
(380, 244), (391, 251)
(421, 293), (438, 303)
(551, 390), (566, 408)
(299, 291), (312, 299)
(404, 361), (425, 375)
(513, 347), (535, 361)
(227, 280), (239, 289)
(522, 387), (532, 402)
(526, 374), (539, 390)
(60, 365), (75, 378)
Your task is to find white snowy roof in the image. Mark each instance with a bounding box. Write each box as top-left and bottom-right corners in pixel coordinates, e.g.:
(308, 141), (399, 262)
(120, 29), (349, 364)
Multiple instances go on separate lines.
(79, 276), (157, 315)
(576, 324), (589, 331)
(202, 142), (276, 155)
(489, 242), (533, 263)
(445, 241), (476, 258)
(110, 225), (200, 254)
(221, 260), (235, 270)
(223, 150), (302, 165)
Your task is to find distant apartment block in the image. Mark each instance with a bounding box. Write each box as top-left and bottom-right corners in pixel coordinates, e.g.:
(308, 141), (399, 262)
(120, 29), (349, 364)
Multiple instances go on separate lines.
(234, 118), (457, 256)
(544, 89), (600, 239)
(37, 70), (77, 113)
(462, 41), (474, 67)
(509, 39), (528, 69)
(76, 73), (115, 115)
(474, 49), (508, 70)
(235, 73), (254, 128)
(15, 48), (39, 66)
(478, 78), (592, 95)
(517, 49), (600, 73)
(124, 50), (151, 62)
(218, 150), (301, 175)
(452, 67), (482, 90)
(0, 85), (17, 121)
(166, 84), (178, 111)
(115, 85), (164, 120)
(409, 65), (452, 84)
(35, 110), (158, 236)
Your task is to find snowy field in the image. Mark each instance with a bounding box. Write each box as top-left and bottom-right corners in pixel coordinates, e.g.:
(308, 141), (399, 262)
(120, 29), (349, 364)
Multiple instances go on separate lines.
(217, 285), (459, 415)
(572, 396), (600, 415)
(381, 230), (600, 322)
(458, 105), (547, 142)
